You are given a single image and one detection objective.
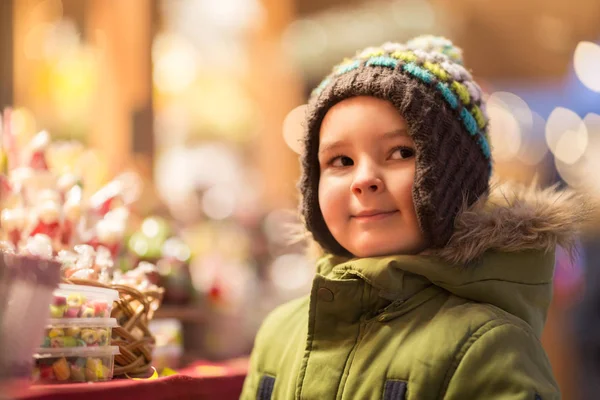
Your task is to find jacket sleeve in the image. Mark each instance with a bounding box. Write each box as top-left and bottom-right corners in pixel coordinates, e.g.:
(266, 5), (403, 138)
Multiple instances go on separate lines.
(443, 323), (560, 400)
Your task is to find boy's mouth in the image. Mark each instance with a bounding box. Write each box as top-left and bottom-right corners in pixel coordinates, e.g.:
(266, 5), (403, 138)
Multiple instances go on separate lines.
(352, 209), (398, 222)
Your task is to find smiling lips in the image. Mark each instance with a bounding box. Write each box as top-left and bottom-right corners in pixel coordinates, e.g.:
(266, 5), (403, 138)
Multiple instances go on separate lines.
(352, 209), (399, 222)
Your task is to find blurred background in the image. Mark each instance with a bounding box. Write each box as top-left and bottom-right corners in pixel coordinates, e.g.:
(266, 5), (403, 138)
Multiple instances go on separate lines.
(1, 0), (600, 398)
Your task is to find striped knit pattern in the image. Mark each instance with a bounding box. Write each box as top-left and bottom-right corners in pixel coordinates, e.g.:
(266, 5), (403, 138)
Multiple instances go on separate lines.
(312, 44), (491, 163)
(300, 35), (492, 256)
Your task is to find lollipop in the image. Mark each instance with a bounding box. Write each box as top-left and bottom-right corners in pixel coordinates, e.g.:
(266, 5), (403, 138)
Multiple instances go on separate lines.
(61, 185), (83, 246)
(30, 200), (61, 241)
(28, 130), (50, 171)
(89, 181), (124, 217)
(88, 214), (126, 258)
(1, 207), (26, 246)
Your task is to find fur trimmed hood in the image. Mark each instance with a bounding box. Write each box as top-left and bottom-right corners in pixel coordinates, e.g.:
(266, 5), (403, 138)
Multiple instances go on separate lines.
(307, 183), (594, 336)
(432, 182), (595, 265)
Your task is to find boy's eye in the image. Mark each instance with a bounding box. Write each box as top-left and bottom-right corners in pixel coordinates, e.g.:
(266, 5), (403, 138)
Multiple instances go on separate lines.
(331, 155), (354, 167)
(390, 146), (415, 160)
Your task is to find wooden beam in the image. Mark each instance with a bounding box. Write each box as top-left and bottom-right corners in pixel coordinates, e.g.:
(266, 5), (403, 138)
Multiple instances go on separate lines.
(85, 0), (154, 176)
(247, 0), (304, 210)
(0, 0), (14, 109)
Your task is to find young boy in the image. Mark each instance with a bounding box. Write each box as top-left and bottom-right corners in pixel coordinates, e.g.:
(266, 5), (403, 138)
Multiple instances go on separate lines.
(241, 36), (588, 400)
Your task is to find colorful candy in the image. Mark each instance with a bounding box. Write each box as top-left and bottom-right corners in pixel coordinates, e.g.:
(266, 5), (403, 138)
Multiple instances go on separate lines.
(48, 328), (64, 338)
(42, 326), (112, 348)
(50, 305), (66, 318)
(69, 364), (85, 382)
(85, 358), (103, 381)
(64, 307), (80, 318)
(80, 307), (95, 318)
(98, 329), (108, 346)
(65, 327), (81, 337)
(33, 352), (116, 384)
(81, 329), (99, 346)
(66, 293), (84, 308)
(49, 287), (116, 319)
(52, 357), (71, 381)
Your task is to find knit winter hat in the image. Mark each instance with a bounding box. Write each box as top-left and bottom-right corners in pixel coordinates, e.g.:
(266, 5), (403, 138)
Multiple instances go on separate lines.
(299, 35), (492, 257)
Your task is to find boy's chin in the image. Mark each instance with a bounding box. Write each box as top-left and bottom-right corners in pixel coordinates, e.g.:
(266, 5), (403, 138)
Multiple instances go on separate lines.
(347, 240), (424, 258)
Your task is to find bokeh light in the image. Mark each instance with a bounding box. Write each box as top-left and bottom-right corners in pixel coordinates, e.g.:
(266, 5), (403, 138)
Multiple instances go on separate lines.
(153, 33), (199, 94)
(574, 41), (600, 93)
(263, 209), (298, 247)
(202, 185), (236, 220)
(545, 107), (588, 165)
(487, 92), (532, 161)
(517, 112), (548, 166)
(269, 253), (313, 291)
(282, 19), (328, 60)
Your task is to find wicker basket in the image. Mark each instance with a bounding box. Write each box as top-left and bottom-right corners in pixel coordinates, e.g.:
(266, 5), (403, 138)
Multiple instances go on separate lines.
(63, 278), (164, 377)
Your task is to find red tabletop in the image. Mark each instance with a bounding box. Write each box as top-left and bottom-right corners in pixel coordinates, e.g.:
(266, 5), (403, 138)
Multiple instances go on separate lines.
(8, 358), (248, 400)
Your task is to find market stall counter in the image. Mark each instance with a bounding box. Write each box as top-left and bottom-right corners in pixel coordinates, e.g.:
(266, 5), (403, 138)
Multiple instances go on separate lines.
(10, 358), (248, 400)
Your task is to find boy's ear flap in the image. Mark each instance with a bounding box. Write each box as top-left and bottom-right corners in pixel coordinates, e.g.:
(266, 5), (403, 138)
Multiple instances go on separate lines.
(283, 104), (308, 155)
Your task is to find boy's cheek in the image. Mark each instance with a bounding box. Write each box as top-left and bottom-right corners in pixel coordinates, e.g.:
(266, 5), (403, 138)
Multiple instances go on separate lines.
(319, 182), (348, 224)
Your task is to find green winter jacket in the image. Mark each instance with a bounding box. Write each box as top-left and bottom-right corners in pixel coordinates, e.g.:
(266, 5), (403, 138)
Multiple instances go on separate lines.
(241, 185), (589, 400)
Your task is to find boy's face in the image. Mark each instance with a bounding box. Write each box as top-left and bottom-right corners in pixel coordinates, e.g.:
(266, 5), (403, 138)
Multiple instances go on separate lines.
(318, 96), (427, 258)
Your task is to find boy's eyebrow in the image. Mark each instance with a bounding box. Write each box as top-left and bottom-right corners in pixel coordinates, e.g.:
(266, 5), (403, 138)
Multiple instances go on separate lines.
(381, 128), (410, 139)
(318, 140), (346, 157)
(318, 128), (410, 157)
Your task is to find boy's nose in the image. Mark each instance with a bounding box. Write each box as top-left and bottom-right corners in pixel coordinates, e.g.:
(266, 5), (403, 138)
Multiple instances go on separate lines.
(351, 168), (383, 195)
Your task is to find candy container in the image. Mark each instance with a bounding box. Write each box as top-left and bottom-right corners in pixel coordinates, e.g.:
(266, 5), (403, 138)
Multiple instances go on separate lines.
(0, 253), (62, 384)
(41, 318), (117, 348)
(49, 284), (119, 320)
